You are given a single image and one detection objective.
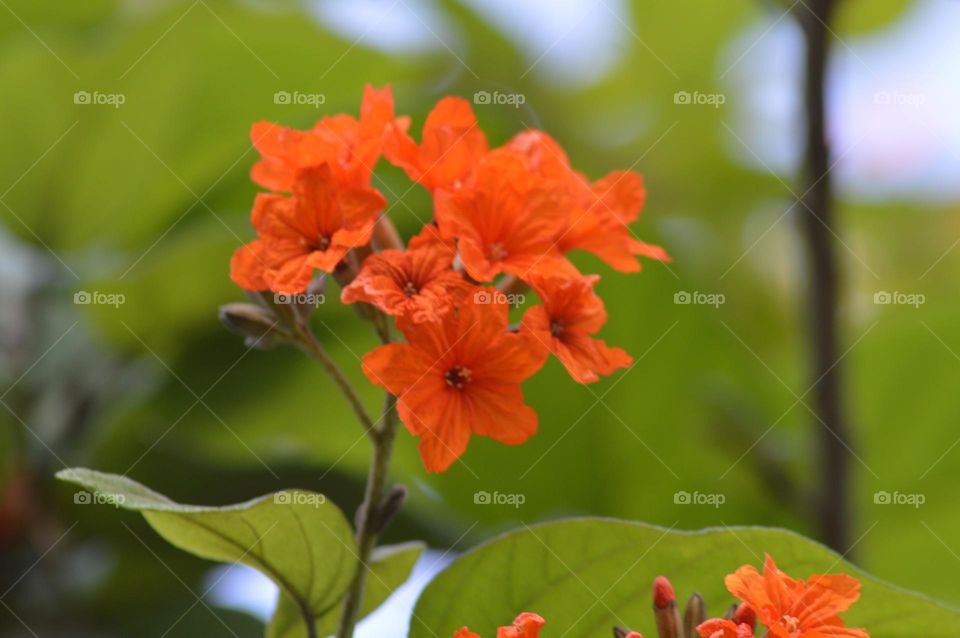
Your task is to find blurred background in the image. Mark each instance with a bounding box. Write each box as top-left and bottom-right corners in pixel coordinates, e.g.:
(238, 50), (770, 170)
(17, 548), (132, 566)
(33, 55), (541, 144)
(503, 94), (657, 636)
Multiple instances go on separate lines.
(2, 0), (959, 635)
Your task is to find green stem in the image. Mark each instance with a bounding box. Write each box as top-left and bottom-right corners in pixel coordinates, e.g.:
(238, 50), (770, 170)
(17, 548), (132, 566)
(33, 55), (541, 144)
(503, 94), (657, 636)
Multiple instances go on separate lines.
(300, 606), (318, 638)
(335, 393), (399, 638)
(294, 325), (379, 443)
(289, 301), (399, 638)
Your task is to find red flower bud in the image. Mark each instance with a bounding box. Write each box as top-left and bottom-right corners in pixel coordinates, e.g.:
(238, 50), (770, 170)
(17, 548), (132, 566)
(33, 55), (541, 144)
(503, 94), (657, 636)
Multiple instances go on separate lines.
(653, 576), (676, 608)
(733, 604), (756, 630)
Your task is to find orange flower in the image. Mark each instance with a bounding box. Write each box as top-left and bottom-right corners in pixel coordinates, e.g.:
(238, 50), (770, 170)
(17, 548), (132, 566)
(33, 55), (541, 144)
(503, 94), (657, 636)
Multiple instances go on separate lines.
(508, 130), (669, 273)
(341, 244), (471, 323)
(497, 613), (545, 638)
(384, 96), (488, 192)
(435, 148), (570, 282)
(231, 164), (385, 293)
(697, 619), (755, 638)
(362, 289), (547, 472)
(251, 85), (404, 191)
(521, 274), (632, 383)
(454, 613), (546, 638)
(725, 555), (869, 638)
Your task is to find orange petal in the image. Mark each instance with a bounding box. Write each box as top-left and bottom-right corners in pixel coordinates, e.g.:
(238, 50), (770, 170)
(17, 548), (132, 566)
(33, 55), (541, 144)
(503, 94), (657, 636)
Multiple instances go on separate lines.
(230, 240), (269, 291)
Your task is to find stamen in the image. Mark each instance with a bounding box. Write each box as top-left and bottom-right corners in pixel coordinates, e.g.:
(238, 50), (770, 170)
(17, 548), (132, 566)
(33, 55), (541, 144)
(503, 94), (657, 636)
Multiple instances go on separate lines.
(783, 615), (800, 634)
(489, 242), (508, 261)
(550, 320), (564, 338)
(403, 281), (419, 297)
(444, 366), (472, 389)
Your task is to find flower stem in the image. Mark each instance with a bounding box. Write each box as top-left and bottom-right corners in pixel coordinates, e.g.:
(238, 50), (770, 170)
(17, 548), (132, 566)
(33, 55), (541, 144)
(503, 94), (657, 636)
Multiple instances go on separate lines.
(336, 393), (400, 638)
(294, 325), (379, 442)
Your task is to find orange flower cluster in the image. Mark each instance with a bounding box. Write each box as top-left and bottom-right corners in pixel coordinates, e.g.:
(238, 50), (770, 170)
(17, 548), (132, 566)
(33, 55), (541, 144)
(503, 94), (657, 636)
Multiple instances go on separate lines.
(699, 555), (869, 638)
(455, 612), (545, 638)
(612, 558), (870, 638)
(449, 557), (868, 638)
(231, 86), (668, 472)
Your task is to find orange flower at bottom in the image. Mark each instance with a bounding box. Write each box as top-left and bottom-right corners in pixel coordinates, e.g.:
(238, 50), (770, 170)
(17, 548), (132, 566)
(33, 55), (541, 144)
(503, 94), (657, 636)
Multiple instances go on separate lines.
(362, 290), (548, 472)
(455, 612), (546, 638)
(522, 274), (632, 383)
(697, 619), (755, 638)
(725, 555), (869, 638)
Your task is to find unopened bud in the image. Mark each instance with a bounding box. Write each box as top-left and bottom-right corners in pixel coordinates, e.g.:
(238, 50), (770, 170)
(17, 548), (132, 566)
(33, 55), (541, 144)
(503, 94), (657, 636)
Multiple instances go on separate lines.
(374, 485), (408, 534)
(372, 216), (404, 251)
(653, 576), (676, 608)
(733, 604), (756, 630)
(683, 593), (706, 638)
(653, 576), (682, 638)
(288, 274), (327, 324)
(306, 273), (327, 298)
(723, 604), (737, 620)
(333, 248), (364, 289)
(219, 303), (289, 349)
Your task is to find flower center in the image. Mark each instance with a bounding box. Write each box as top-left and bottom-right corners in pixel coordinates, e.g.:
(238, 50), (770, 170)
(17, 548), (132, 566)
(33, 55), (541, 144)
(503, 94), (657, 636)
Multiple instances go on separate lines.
(550, 319), (564, 338)
(303, 233), (331, 251)
(488, 242), (508, 261)
(783, 615), (800, 635)
(444, 366), (472, 389)
(402, 281), (419, 297)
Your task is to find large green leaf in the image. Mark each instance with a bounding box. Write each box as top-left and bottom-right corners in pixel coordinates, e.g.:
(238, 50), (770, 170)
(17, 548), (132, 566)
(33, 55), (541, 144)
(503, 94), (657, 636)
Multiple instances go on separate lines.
(412, 518), (960, 638)
(56, 468), (357, 631)
(268, 542), (424, 638)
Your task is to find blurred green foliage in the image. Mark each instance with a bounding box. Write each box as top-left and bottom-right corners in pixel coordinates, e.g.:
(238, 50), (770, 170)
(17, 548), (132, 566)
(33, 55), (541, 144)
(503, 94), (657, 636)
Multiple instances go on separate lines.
(2, 0), (957, 636)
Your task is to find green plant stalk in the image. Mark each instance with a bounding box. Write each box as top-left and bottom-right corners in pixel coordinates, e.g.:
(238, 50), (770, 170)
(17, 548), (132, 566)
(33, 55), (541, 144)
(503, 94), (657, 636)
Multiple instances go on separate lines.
(335, 393), (399, 638)
(290, 303), (399, 638)
(294, 324), (379, 443)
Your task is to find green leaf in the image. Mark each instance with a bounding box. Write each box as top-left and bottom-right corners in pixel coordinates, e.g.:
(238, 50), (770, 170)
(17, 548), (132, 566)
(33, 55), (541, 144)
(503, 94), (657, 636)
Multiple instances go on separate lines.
(268, 541), (425, 638)
(56, 468), (357, 631)
(411, 518), (960, 638)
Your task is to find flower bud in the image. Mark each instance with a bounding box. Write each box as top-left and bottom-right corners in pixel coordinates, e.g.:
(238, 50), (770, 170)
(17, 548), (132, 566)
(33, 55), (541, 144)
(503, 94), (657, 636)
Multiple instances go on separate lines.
(288, 274), (327, 324)
(733, 604), (756, 631)
(372, 216), (404, 251)
(653, 576), (676, 608)
(219, 302), (290, 349)
(653, 576), (682, 638)
(683, 593), (706, 638)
